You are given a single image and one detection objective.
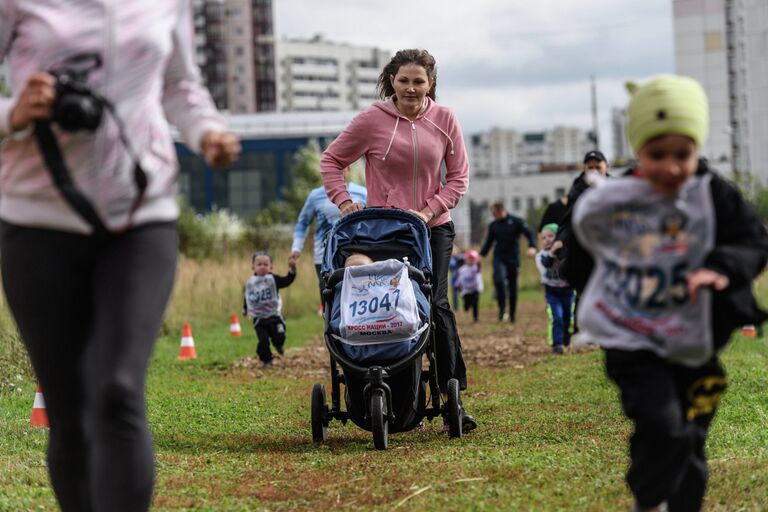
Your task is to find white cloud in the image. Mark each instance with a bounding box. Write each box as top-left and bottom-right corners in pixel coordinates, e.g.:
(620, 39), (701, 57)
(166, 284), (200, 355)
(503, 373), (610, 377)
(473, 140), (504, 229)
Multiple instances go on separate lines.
(274, 0), (676, 158)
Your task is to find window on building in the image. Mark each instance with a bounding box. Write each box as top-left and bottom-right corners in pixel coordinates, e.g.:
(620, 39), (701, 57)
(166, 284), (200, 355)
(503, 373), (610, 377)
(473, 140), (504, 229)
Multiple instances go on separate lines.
(226, 152), (277, 216)
(704, 31), (723, 52)
(555, 187), (566, 198)
(513, 197), (521, 211)
(235, 46), (244, 56)
(527, 197), (535, 211)
(541, 196), (549, 206)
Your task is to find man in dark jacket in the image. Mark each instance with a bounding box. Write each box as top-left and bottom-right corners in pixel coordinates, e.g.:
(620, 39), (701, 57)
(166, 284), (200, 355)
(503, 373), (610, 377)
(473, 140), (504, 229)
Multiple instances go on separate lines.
(480, 202), (537, 322)
(553, 150), (610, 293)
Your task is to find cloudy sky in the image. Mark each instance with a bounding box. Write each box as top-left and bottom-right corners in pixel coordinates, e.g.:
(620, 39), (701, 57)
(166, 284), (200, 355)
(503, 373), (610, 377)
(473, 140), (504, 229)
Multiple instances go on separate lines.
(274, 0), (676, 158)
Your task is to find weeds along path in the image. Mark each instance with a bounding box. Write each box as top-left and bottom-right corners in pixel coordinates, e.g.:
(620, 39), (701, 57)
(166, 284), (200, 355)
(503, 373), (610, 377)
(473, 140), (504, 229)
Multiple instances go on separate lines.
(230, 301), (580, 378)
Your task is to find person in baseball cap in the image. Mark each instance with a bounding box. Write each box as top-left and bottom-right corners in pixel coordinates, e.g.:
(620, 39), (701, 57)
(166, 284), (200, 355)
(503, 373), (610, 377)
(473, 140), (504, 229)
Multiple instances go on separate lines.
(583, 150), (607, 164)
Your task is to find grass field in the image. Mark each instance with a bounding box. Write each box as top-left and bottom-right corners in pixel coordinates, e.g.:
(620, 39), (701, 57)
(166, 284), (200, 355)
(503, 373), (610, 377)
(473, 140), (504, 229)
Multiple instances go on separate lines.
(1, 255), (767, 510)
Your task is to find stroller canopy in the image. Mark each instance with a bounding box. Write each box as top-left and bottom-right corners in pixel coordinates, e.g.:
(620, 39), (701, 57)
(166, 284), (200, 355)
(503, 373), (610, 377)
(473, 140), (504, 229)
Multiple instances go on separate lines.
(322, 208), (432, 274)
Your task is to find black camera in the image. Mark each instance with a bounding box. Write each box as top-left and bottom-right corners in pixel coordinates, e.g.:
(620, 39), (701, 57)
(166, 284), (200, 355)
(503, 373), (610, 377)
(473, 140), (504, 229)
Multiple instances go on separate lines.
(51, 54), (104, 133)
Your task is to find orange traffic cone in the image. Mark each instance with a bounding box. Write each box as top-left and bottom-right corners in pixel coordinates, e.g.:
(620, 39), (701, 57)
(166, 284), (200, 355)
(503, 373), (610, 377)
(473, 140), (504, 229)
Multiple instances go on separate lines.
(229, 313), (242, 337)
(178, 323), (197, 360)
(30, 385), (48, 428)
(742, 325), (757, 337)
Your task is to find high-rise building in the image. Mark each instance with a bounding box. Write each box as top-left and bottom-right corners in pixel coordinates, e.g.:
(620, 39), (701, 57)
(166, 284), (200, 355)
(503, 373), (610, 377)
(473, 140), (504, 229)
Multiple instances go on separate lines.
(193, 0), (276, 113)
(274, 35), (390, 112)
(727, 0), (768, 175)
(673, 0), (732, 165)
(673, 0), (768, 177)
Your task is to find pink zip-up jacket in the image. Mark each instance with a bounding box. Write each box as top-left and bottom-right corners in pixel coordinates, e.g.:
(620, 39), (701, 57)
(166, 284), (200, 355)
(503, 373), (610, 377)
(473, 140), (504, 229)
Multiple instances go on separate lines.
(0, 0), (226, 234)
(320, 96), (469, 228)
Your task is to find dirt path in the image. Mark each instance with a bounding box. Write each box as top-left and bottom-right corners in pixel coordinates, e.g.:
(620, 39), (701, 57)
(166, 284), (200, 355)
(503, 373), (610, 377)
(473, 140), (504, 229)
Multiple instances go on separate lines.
(231, 302), (573, 378)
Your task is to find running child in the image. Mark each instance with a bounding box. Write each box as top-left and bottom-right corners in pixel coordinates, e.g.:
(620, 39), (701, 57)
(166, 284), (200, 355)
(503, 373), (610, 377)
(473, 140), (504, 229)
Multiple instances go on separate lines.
(243, 251), (297, 369)
(456, 250), (483, 323)
(535, 223), (574, 354)
(573, 75), (768, 511)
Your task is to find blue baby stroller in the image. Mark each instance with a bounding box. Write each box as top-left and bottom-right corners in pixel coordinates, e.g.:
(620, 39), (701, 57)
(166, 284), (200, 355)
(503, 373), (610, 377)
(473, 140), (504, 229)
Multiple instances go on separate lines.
(310, 208), (464, 450)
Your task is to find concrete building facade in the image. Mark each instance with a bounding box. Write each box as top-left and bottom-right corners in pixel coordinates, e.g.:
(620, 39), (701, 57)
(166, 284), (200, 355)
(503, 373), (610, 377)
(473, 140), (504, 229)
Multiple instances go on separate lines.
(193, 0), (276, 113)
(274, 35), (390, 112)
(728, 0), (768, 175)
(673, 0), (768, 178)
(673, 0), (732, 165)
(464, 127), (594, 178)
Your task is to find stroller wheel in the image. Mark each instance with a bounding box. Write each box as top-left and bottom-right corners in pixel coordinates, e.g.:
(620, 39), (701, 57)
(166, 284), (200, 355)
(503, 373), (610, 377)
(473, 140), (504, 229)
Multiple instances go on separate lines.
(447, 379), (463, 439)
(371, 391), (389, 450)
(311, 383), (328, 443)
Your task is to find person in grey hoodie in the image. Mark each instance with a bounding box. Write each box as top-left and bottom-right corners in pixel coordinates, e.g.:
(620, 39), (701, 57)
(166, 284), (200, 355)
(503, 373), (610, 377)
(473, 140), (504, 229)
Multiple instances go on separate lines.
(0, 3), (239, 511)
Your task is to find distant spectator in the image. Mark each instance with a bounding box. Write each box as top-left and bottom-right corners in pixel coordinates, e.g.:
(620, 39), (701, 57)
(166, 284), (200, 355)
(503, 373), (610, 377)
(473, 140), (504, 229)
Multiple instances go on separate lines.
(551, 150), (610, 293)
(479, 202), (537, 323)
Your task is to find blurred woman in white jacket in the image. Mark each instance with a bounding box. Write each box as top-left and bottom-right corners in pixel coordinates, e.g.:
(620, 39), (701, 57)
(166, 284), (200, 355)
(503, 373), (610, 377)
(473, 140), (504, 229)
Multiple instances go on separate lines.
(0, 2), (240, 511)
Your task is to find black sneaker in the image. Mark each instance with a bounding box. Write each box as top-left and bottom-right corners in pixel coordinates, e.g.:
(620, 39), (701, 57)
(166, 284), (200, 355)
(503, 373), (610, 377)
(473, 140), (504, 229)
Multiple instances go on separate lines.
(461, 410), (478, 432)
(261, 360), (273, 370)
(276, 346), (284, 356)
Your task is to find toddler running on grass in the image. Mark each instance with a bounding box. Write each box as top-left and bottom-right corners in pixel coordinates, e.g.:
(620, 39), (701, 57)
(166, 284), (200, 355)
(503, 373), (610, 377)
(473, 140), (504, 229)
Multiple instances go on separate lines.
(456, 249), (483, 323)
(243, 251), (297, 369)
(573, 75), (768, 511)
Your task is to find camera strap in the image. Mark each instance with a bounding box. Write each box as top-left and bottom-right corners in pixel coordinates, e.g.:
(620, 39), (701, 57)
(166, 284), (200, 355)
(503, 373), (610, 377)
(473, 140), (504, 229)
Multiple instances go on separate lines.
(33, 108), (148, 236)
(34, 121), (109, 235)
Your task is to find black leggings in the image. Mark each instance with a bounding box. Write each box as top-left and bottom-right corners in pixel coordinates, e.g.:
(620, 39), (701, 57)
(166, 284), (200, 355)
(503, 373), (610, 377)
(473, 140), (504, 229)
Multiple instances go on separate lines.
(1, 221), (178, 512)
(429, 222), (468, 391)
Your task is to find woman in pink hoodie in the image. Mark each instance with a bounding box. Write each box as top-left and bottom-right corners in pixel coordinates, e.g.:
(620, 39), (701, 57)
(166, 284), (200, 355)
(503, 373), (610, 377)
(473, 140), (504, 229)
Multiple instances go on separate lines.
(320, 49), (475, 432)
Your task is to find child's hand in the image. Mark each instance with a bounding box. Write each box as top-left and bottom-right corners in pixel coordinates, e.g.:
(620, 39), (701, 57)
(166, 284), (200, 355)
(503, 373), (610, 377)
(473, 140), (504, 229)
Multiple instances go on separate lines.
(687, 268), (729, 303)
(288, 252), (299, 267)
(526, 247), (537, 258)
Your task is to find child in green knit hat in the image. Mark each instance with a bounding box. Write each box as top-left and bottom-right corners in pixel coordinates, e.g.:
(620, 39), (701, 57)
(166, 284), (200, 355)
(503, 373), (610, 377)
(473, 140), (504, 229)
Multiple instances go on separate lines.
(573, 75), (768, 512)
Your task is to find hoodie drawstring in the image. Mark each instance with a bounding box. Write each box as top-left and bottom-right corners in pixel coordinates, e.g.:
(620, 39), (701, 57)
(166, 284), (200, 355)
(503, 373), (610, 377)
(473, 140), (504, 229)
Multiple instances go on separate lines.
(423, 117), (455, 155)
(381, 117), (400, 161)
(382, 113), (456, 160)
